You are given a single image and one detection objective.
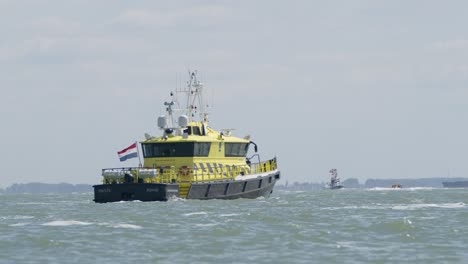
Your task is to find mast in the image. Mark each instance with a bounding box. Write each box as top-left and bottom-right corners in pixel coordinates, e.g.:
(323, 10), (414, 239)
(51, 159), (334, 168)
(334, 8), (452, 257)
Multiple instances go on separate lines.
(158, 70), (209, 134)
(168, 71), (208, 123)
(185, 71), (207, 123)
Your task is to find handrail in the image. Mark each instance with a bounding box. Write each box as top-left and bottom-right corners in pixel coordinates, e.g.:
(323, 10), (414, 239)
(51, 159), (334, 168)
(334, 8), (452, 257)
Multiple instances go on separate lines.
(100, 158), (278, 184)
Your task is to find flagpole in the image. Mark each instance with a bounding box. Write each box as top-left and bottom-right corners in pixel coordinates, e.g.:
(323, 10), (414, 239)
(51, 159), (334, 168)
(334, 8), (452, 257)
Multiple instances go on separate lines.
(135, 141), (142, 167)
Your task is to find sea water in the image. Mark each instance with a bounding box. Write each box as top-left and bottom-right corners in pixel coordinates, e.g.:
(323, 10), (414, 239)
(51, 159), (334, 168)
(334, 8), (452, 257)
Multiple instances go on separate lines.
(0, 188), (467, 263)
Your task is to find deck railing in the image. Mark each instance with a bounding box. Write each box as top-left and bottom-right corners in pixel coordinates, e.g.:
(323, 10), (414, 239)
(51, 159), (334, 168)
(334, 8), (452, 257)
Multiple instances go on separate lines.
(101, 158), (278, 184)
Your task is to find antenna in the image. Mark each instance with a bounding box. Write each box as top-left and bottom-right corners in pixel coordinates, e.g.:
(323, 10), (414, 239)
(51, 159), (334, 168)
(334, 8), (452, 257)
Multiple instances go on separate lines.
(211, 79), (214, 109)
(158, 70), (210, 132)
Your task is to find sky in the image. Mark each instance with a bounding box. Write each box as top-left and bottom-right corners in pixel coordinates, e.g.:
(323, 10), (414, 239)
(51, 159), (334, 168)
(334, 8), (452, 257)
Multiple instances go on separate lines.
(1, 0), (468, 188)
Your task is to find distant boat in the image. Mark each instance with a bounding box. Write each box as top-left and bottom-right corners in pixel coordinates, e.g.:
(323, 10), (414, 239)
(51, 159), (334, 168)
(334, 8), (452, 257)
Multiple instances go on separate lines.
(327, 169), (343, 189)
(391, 184), (402, 189)
(442, 181), (468, 188)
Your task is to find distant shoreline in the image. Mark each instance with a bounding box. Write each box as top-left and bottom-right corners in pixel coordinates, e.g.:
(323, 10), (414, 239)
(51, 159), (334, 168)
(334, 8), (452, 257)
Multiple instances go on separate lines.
(278, 177), (468, 191)
(1, 177), (467, 193)
(1, 183), (93, 194)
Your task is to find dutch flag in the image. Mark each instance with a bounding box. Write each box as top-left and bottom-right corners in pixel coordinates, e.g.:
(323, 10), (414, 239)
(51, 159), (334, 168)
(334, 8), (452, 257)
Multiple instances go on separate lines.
(117, 143), (138, 162)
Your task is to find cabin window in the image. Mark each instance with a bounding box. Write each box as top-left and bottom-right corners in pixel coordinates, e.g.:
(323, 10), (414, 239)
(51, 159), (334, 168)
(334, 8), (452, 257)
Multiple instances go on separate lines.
(192, 126), (201, 135)
(183, 127), (192, 135)
(142, 142), (210, 157)
(224, 143), (249, 157)
(182, 126), (201, 136)
(194, 142), (210, 156)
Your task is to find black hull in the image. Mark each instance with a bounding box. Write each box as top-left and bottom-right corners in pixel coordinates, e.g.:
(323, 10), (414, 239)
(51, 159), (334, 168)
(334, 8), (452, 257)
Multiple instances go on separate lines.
(94, 171), (280, 203)
(93, 183), (179, 203)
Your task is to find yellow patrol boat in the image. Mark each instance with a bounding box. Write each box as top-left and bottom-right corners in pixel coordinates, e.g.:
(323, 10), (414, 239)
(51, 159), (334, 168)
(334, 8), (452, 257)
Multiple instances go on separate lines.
(93, 71), (280, 202)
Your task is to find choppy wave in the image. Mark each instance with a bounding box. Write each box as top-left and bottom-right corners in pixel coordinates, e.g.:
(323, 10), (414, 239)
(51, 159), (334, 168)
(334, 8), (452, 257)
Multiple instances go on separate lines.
(3, 189), (468, 263)
(194, 223), (218, 227)
(16, 202), (53, 205)
(367, 187), (435, 191)
(404, 187), (436, 191)
(1, 215), (35, 220)
(367, 187), (400, 191)
(392, 202), (465, 210)
(108, 223), (142, 229)
(9, 222), (30, 227)
(168, 196), (186, 202)
(41, 220), (143, 229)
(42, 220), (94, 226)
(321, 205), (382, 210)
(219, 213), (242, 217)
(112, 200), (144, 203)
(183, 212), (208, 216)
(322, 202), (465, 211)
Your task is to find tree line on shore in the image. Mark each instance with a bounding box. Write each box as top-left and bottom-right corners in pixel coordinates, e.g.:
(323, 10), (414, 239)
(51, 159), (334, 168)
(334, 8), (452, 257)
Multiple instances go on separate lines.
(1, 177), (467, 193)
(276, 177), (468, 190)
(0, 183), (93, 194)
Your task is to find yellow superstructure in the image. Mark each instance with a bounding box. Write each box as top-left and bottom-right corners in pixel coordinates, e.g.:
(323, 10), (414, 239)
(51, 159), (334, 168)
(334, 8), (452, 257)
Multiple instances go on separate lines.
(135, 122), (277, 184)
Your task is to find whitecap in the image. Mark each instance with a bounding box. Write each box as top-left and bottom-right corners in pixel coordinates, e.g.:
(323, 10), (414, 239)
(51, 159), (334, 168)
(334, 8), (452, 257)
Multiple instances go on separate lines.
(367, 187), (402, 191)
(183, 212), (207, 216)
(110, 223), (142, 229)
(220, 213), (241, 217)
(322, 205), (391, 210)
(95, 222), (143, 229)
(367, 187), (436, 191)
(392, 202), (465, 210)
(108, 199), (142, 203)
(405, 187), (434, 191)
(404, 217), (413, 225)
(0, 215), (35, 220)
(438, 202), (465, 208)
(194, 223), (218, 227)
(168, 196), (185, 202)
(13, 215), (35, 220)
(42, 220), (93, 226)
(9, 222), (30, 227)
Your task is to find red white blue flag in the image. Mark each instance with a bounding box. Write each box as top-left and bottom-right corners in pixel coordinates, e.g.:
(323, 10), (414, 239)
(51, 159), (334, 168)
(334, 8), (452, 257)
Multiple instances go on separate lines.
(117, 143), (138, 162)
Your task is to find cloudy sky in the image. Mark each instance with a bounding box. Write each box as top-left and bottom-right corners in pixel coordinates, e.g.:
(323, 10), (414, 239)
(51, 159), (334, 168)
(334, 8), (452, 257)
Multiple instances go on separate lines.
(1, 0), (467, 187)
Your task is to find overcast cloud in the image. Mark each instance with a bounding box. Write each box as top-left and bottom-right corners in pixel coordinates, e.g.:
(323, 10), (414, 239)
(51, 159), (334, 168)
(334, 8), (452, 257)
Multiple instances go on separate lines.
(1, 0), (468, 187)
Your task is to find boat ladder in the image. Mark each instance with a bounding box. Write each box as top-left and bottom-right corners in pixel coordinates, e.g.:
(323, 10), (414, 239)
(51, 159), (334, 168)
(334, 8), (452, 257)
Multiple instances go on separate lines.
(178, 183), (191, 198)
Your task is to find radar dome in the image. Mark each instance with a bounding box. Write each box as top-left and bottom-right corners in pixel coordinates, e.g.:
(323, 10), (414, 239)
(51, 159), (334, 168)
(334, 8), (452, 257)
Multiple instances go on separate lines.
(157, 116), (166, 128)
(178, 115), (188, 127)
